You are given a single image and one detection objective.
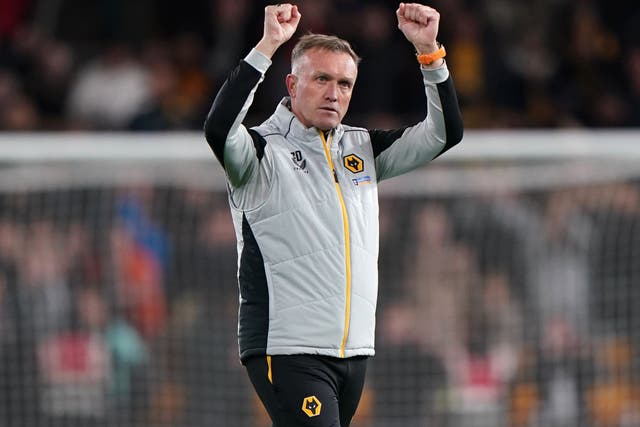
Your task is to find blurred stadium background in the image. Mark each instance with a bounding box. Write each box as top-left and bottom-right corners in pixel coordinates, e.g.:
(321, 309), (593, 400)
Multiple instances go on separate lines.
(1, 1), (639, 427)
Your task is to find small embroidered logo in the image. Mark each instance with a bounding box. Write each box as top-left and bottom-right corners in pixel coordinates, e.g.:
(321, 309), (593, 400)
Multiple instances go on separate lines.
(291, 150), (308, 172)
(343, 154), (364, 173)
(302, 396), (322, 417)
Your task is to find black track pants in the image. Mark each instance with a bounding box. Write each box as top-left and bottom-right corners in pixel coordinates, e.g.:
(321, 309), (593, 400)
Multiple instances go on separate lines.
(245, 355), (368, 427)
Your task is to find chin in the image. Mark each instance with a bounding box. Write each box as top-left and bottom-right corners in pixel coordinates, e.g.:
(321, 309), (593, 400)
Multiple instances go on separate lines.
(315, 120), (340, 131)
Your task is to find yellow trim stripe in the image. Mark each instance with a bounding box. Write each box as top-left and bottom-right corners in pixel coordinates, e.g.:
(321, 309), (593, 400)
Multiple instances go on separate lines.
(267, 356), (273, 384)
(319, 131), (352, 358)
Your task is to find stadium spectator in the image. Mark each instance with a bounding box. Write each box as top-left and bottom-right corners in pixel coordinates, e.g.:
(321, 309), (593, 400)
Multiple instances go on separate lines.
(402, 203), (477, 379)
(170, 32), (212, 128)
(536, 315), (594, 427)
(624, 46), (640, 125)
(66, 43), (151, 129)
(16, 220), (73, 339)
(78, 285), (149, 426)
(533, 191), (594, 336)
(130, 41), (181, 131)
(206, 0), (251, 82)
(444, 9), (488, 128)
(0, 69), (40, 130)
(475, 191), (593, 338)
(478, 271), (524, 390)
(32, 281), (146, 426)
(587, 336), (640, 427)
(109, 189), (170, 339)
(28, 37), (76, 128)
(0, 261), (32, 425)
(347, 3), (404, 126)
(586, 183), (640, 357)
(36, 285), (140, 427)
(5, 26), (76, 128)
(375, 299), (448, 427)
(163, 196), (252, 426)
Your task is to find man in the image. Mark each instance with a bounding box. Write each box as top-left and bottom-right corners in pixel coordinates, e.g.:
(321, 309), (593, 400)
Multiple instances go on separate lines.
(204, 3), (463, 426)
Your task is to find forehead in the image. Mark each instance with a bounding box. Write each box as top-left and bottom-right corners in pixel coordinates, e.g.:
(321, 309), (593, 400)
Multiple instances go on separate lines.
(296, 48), (358, 79)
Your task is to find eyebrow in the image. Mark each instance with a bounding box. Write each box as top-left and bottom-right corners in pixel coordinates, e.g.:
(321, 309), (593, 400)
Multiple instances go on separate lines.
(313, 71), (355, 85)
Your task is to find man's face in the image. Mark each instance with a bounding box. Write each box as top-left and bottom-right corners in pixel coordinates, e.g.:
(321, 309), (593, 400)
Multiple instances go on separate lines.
(286, 48), (357, 131)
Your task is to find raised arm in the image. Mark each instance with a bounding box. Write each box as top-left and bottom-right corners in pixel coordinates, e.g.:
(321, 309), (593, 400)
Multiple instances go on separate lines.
(372, 3), (463, 181)
(203, 4), (301, 187)
(397, 2), (443, 67)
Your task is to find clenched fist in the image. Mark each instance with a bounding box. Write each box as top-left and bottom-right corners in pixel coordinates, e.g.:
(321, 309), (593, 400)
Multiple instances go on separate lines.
(256, 4), (302, 58)
(396, 3), (440, 55)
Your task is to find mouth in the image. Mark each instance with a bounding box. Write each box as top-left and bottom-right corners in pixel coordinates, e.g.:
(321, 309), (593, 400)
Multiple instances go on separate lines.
(319, 107), (338, 114)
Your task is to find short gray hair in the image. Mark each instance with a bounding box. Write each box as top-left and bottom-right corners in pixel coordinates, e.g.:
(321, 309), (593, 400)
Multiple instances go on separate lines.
(291, 33), (361, 67)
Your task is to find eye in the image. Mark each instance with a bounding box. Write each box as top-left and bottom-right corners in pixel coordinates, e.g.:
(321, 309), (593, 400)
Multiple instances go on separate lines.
(316, 75), (328, 82)
(339, 81), (352, 89)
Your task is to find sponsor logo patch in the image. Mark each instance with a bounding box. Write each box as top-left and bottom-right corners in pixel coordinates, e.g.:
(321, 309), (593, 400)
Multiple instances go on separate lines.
(352, 175), (372, 186)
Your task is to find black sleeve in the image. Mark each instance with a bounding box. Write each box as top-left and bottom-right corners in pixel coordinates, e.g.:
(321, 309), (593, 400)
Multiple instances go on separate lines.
(203, 60), (263, 168)
(432, 76), (463, 159)
(368, 76), (463, 159)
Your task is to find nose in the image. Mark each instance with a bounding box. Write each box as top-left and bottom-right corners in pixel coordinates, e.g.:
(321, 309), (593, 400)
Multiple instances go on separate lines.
(325, 82), (338, 102)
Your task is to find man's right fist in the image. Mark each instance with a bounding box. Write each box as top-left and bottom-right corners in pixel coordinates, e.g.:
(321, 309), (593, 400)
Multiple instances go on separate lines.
(256, 4), (301, 58)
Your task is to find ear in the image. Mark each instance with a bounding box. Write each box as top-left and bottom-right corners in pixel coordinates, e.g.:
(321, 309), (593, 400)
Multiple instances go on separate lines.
(285, 74), (297, 99)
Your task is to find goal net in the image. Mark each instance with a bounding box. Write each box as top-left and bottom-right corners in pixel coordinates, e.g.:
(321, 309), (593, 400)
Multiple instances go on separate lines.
(0, 131), (638, 427)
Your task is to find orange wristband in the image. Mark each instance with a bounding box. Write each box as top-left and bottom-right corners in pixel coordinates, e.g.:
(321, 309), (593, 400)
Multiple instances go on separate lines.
(416, 44), (446, 65)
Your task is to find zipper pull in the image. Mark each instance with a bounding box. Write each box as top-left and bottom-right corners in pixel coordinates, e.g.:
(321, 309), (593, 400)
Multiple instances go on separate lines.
(333, 169), (339, 183)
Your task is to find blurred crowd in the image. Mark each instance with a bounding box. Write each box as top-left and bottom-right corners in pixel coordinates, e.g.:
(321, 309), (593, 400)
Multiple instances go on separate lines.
(1, 0), (639, 131)
(374, 183), (640, 427)
(0, 187), (250, 426)
(0, 178), (639, 427)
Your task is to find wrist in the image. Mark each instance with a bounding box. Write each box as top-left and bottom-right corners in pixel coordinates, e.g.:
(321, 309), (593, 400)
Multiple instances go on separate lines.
(414, 42), (439, 55)
(255, 38), (280, 59)
(416, 43), (446, 66)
